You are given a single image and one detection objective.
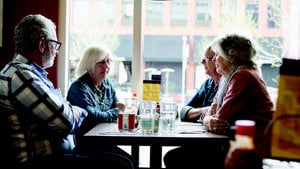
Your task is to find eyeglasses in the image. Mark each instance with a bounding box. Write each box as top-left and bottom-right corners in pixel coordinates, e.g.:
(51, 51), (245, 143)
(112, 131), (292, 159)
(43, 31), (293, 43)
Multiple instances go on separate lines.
(203, 56), (214, 62)
(96, 59), (112, 66)
(47, 39), (62, 50)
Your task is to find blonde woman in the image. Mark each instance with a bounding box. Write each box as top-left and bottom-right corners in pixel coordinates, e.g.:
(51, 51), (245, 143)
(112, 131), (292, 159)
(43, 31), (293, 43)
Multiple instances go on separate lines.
(67, 46), (136, 168)
(67, 45), (125, 134)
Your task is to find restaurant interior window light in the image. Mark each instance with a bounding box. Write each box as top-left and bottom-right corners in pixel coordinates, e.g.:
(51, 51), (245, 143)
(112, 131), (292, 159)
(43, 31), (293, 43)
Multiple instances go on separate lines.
(67, 0), (298, 107)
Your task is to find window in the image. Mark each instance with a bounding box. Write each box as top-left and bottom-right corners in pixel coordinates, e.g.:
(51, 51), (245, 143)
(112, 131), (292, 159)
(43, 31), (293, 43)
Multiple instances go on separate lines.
(122, 0), (134, 26)
(195, 0), (212, 27)
(146, 1), (163, 27)
(246, 0), (259, 28)
(96, 0), (116, 26)
(67, 0), (299, 112)
(171, 0), (188, 27)
(72, 0), (90, 27)
(267, 0), (281, 28)
(219, 0), (237, 29)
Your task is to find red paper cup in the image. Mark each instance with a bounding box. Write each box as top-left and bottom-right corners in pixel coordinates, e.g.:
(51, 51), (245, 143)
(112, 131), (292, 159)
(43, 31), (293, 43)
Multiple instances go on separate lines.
(118, 113), (135, 131)
(235, 120), (255, 137)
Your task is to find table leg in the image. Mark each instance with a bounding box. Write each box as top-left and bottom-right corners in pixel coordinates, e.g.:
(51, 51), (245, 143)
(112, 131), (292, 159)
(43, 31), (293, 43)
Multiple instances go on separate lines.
(150, 144), (162, 169)
(131, 145), (139, 167)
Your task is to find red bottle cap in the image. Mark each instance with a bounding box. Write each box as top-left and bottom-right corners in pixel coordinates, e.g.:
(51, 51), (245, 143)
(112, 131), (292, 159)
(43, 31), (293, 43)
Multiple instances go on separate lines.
(235, 120), (255, 137)
(133, 92), (137, 97)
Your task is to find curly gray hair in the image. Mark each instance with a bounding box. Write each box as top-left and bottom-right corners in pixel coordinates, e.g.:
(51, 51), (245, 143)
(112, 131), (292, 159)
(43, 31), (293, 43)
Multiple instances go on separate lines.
(212, 33), (257, 67)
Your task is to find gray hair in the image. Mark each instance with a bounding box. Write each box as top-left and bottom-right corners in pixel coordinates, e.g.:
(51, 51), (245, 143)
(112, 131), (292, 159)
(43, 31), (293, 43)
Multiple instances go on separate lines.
(203, 42), (215, 57)
(76, 45), (112, 77)
(212, 33), (256, 67)
(14, 14), (56, 53)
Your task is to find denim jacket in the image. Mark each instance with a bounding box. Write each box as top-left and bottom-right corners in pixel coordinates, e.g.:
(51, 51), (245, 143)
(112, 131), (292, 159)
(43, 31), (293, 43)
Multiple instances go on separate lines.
(180, 77), (218, 122)
(67, 73), (120, 134)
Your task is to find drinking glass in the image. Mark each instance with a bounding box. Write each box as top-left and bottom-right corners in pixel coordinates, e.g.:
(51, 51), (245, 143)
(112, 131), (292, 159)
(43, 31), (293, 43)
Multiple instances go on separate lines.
(139, 100), (156, 135)
(124, 97), (140, 128)
(159, 101), (177, 134)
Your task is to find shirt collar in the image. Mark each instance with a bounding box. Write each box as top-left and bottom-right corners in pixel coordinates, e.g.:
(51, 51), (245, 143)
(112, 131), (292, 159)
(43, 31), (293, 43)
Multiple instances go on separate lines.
(14, 53), (48, 78)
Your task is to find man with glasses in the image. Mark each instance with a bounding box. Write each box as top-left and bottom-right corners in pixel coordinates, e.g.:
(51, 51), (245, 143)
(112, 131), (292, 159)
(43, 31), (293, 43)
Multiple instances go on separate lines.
(0, 14), (135, 169)
(47, 39), (62, 50)
(179, 44), (222, 122)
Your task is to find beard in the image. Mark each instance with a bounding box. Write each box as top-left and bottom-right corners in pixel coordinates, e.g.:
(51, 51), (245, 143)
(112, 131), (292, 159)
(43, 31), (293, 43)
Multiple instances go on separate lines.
(41, 53), (55, 69)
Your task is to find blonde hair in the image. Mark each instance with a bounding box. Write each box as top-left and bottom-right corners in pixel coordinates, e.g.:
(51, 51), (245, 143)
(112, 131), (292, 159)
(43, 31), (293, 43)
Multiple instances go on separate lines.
(76, 45), (112, 77)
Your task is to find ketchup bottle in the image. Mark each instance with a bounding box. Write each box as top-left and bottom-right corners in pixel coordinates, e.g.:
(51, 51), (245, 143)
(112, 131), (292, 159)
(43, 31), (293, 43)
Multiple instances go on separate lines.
(224, 120), (263, 169)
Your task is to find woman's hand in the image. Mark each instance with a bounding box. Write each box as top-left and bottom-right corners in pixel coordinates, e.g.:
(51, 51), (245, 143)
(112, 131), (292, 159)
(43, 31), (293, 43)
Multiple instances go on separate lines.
(116, 102), (126, 112)
(207, 102), (217, 115)
(203, 115), (229, 134)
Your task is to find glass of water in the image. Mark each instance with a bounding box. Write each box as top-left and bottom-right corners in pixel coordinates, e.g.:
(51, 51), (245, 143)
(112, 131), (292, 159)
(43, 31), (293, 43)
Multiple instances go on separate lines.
(139, 100), (156, 135)
(159, 100), (177, 135)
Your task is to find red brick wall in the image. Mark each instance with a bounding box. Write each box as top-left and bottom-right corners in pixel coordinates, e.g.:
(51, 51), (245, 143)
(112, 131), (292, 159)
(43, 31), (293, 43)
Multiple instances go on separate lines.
(0, 0), (59, 86)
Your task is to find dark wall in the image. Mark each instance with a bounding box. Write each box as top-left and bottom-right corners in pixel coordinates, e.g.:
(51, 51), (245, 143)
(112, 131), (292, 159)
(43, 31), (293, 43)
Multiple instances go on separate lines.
(0, 0), (59, 86)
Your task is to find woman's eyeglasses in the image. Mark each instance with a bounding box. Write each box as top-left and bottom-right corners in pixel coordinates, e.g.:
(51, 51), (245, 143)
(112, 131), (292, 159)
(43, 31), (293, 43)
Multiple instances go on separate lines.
(47, 39), (62, 50)
(96, 59), (112, 66)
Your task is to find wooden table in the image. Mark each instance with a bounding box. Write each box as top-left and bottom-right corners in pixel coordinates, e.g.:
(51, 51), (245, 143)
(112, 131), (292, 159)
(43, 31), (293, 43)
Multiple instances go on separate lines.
(79, 121), (229, 169)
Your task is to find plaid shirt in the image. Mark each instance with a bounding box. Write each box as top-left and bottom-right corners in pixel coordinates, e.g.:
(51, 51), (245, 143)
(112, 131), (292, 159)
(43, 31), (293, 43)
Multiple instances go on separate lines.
(0, 54), (87, 167)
